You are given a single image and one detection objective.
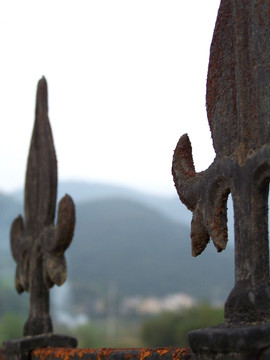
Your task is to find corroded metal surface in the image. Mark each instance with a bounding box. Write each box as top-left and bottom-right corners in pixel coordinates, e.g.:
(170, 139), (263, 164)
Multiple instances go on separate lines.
(9, 77), (76, 336)
(172, 0), (270, 326)
(31, 347), (192, 360)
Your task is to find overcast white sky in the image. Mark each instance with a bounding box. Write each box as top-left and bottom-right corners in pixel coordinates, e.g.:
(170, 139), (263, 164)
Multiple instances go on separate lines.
(0, 1), (220, 195)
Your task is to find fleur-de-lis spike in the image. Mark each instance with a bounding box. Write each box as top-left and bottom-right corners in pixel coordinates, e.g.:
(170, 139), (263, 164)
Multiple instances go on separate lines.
(172, 0), (270, 328)
(10, 77), (76, 337)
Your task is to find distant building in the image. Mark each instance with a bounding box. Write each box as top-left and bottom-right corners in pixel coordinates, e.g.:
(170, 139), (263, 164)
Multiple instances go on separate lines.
(120, 293), (195, 315)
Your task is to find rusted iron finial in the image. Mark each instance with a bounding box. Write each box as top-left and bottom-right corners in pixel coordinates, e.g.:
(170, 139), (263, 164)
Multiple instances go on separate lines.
(5, 77), (77, 358)
(173, 0), (270, 358)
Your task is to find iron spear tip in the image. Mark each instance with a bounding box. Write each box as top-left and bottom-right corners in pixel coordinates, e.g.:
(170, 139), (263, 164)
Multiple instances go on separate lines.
(40, 75), (47, 82)
(35, 76), (48, 114)
(38, 76), (48, 91)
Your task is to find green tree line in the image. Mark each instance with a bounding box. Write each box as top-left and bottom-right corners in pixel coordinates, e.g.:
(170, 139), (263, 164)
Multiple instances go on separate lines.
(0, 302), (224, 348)
(140, 303), (224, 347)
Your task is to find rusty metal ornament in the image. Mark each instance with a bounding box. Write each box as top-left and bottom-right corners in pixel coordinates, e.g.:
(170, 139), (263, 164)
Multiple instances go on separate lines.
(173, 0), (270, 357)
(9, 77), (76, 337)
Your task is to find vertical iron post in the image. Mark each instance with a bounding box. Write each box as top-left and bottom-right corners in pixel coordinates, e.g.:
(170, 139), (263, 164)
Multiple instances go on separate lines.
(172, 0), (270, 359)
(4, 77), (77, 360)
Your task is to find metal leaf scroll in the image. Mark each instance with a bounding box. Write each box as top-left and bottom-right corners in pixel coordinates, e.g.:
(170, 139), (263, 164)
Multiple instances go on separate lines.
(172, 0), (270, 325)
(10, 77), (76, 336)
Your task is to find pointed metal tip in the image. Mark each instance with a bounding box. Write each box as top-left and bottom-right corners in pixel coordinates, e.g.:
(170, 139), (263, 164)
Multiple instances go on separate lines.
(40, 75), (47, 83)
(38, 76), (48, 92)
(36, 76), (48, 114)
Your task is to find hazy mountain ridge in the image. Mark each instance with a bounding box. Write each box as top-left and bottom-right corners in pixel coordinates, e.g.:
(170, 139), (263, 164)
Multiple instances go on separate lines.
(68, 196), (234, 311)
(11, 181), (192, 225)
(0, 181), (234, 316)
(59, 181), (192, 226)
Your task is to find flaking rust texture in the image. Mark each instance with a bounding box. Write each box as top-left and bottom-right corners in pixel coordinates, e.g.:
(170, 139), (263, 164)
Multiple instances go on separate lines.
(30, 347), (192, 360)
(172, 0), (270, 326)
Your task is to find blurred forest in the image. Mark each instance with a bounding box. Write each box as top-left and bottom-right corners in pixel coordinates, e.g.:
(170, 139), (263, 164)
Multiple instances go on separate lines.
(0, 302), (224, 348)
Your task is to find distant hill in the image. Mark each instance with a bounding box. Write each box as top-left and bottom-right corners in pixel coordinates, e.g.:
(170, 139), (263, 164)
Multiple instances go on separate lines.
(58, 181), (234, 239)
(12, 181), (192, 226)
(10, 181), (235, 235)
(0, 192), (22, 246)
(0, 192), (22, 278)
(0, 181), (235, 317)
(67, 197), (234, 315)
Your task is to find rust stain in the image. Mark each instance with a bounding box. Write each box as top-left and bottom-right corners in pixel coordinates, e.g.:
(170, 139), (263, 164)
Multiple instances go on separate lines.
(54, 349), (71, 360)
(0, 348), (6, 360)
(156, 348), (169, 356)
(97, 348), (115, 360)
(124, 352), (133, 360)
(139, 348), (152, 360)
(76, 348), (96, 359)
(32, 348), (77, 360)
(172, 348), (191, 360)
(30, 347), (192, 360)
